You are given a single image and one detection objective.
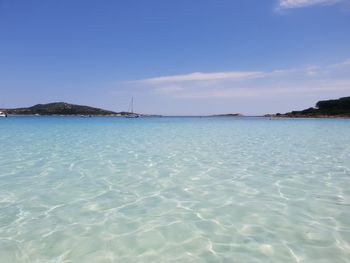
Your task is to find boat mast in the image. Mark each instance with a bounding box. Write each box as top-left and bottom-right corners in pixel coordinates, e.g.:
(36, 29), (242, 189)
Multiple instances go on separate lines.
(131, 97), (134, 114)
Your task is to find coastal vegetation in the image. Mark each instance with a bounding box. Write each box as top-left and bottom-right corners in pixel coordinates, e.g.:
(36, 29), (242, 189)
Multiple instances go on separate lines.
(1, 102), (126, 116)
(268, 96), (350, 118)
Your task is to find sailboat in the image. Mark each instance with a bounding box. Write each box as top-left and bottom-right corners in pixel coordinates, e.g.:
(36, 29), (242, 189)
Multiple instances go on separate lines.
(126, 97), (139, 118)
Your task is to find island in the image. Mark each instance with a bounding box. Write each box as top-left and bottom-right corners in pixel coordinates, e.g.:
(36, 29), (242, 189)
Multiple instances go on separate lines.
(266, 96), (350, 118)
(1, 102), (133, 116)
(209, 113), (244, 117)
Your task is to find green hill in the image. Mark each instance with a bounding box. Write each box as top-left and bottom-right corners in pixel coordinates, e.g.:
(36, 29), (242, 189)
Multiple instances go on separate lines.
(272, 96), (350, 118)
(2, 102), (118, 116)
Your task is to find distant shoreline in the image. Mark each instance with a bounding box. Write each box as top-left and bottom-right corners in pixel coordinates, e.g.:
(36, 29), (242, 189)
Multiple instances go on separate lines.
(3, 114), (350, 119)
(2, 96), (350, 119)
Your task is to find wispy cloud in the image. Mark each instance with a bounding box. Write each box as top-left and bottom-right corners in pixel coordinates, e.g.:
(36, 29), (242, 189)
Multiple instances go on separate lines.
(277, 0), (346, 9)
(152, 80), (350, 99)
(328, 59), (350, 69)
(131, 71), (264, 84)
(124, 59), (350, 99)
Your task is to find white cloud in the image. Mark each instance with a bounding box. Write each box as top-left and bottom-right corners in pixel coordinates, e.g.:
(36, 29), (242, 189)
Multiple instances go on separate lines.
(328, 59), (350, 69)
(277, 0), (345, 9)
(153, 80), (350, 98)
(126, 59), (350, 99)
(131, 71), (263, 84)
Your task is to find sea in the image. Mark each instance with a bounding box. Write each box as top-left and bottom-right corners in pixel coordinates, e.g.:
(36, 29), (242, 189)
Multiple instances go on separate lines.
(0, 116), (349, 262)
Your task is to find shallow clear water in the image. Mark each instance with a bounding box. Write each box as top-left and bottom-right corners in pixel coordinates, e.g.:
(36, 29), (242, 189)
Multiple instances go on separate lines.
(0, 116), (350, 263)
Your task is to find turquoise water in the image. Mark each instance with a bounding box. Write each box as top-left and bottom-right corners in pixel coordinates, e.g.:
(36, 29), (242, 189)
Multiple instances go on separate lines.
(0, 116), (350, 263)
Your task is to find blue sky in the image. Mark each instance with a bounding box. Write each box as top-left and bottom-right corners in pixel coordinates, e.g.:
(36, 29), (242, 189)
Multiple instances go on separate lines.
(0, 0), (350, 115)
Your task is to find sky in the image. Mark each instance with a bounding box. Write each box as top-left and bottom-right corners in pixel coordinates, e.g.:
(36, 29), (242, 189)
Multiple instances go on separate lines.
(0, 0), (350, 115)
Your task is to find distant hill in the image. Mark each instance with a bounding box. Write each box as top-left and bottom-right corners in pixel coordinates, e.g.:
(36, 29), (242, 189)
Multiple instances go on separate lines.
(2, 102), (119, 116)
(268, 96), (350, 118)
(209, 113), (243, 117)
